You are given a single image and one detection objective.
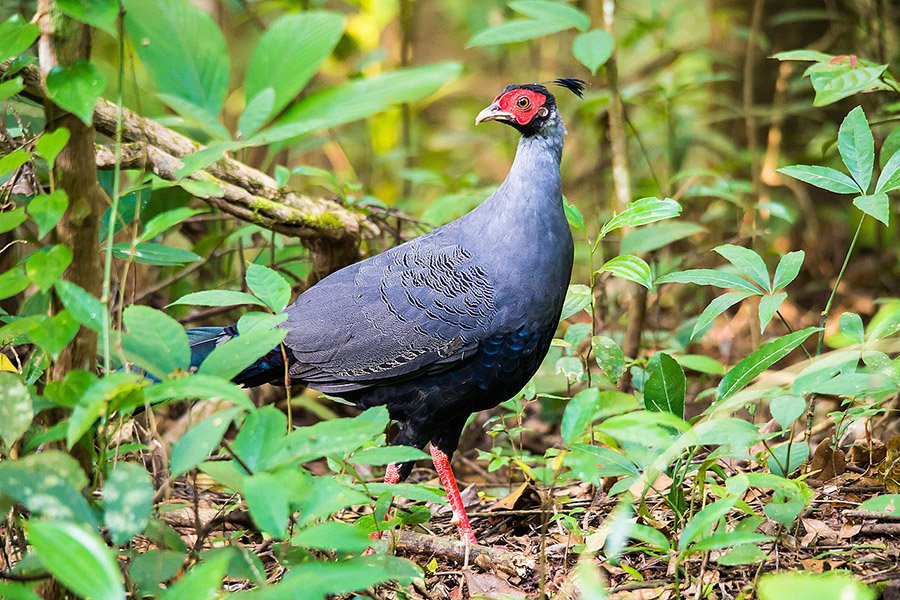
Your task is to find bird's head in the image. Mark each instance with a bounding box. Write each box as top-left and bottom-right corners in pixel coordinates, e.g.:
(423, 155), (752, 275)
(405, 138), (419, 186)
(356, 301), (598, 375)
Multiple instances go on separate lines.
(475, 78), (585, 137)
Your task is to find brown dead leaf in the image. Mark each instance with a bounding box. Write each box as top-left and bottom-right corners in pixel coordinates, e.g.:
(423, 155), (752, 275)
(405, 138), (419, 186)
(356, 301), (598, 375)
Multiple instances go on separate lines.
(487, 481), (530, 511)
(879, 436), (900, 493)
(800, 558), (825, 573)
(808, 439), (846, 483)
(839, 522), (862, 539)
(848, 441), (886, 469)
(801, 517), (840, 545)
(463, 568), (527, 599)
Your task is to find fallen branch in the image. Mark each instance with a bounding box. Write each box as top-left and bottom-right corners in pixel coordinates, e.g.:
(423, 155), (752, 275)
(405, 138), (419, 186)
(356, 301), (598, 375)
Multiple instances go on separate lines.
(392, 530), (533, 574)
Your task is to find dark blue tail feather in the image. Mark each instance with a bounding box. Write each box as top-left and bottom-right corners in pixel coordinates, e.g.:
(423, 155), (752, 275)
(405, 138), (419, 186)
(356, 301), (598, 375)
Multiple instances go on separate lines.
(187, 325), (285, 387)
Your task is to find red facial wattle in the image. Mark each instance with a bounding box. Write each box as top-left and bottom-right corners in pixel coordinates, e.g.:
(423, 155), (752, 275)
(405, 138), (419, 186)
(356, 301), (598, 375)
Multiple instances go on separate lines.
(495, 89), (547, 125)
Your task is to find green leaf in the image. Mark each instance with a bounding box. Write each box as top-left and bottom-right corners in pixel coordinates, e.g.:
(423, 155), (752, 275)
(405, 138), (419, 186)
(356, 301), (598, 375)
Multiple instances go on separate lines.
(776, 165), (861, 194)
(0, 15), (39, 61)
(561, 388), (599, 446)
(621, 222), (705, 254)
(591, 335), (625, 381)
(679, 497), (737, 551)
(230, 406), (287, 473)
(758, 292), (787, 334)
(245, 263), (291, 312)
(256, 63), (461, 144)
(68, 372), (143, 447)
(852, 193), (889, 225)
(838, 106), (874, 192)
(467, 19), (572, 47)
(104, 463), (154, 545)
(572, 29), (613, 74)
(714, 244), (770, 292)
(35, 127), (70, 169)
(0, 77), (24, 102)
(124, 0), (229, 116)
(0, 373), (32, 448)
(772, 250), (804, 291)
(770, 394), (806, 430)
(280, 554), (422, 597)
(349, 445), (431, 466)
(771, 49), (834, 61)
(563, 198), (586, 233)
(600, 197), (682, 237)
(656, 269), (762, 294)
(244, 472), (291, 538)
(691, 291), (755, 340)
(112, 242), (201, 266)
(198, 321), (286, 381)
(28, 190), (68, 240)
(129, 550), (184, 598)
(838, 312), (865, 345)
(875, 149), (900, 193)
(0, 266), (30, 301)
(858, 494), (900, 515)
(143, 375), (252, 410)
(244, 11), (345, 121)
(510, 0), (589, 29)
(560, 284), (592, 320)
(56, 0), (119, 35)
(237, 88), (275, 139)
(600, 255), (653, 289)
(758, 571), (875, 600)
(0, 148), (31, 176)
(26, 245), (72, 292)
(676, 354), (725, 375)
(717, 542), (767, 566)
(170, 407), (244, 476)
(55, 280), (105, 332)
(717, 327), (820, 401)
(156, 94), (230, 140)
(273, 406), (389, 468)
(158, 552), (230, 600)
(812, 64), (889, 107)
(643, 352), (685, 418)
(120, 305), (190, 378)
(26, 521), (125, 600)
(45, 60), (107, 126)
(29, 310), (79, 358)
(140, 207), (206, 242)
(0, 207), (27, 233)
(168, 289), (267, 308)
(767, 440), (809, 476)
(292, 521), (372, 553)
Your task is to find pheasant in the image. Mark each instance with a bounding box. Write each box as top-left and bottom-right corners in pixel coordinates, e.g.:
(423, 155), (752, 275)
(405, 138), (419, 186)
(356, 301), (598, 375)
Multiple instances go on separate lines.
(188, 79), (582, 544)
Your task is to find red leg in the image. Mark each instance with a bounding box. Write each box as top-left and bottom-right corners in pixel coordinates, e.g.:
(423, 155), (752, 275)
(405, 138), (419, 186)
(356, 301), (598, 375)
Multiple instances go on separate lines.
(365, 463), (401, 554)
(430, 445), (478, 545)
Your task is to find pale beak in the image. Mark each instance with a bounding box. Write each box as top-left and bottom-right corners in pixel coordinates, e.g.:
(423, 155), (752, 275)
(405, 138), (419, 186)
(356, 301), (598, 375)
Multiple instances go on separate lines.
(475, 103), (514, 125)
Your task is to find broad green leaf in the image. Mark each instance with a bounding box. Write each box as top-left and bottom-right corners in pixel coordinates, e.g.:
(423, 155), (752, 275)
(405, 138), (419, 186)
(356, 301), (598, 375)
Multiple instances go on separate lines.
(0, 148), (31, 176)
(158, 552), (230, 600)
(272, 406), (389, 468)
(0, 77), (24, 102)
(104, 463), (154, 545)
(758, 571), (874, 600)
(256, 63), (461, 144)
(34, 127), (70, 169)
(349, 445), (431, 466)
(643, 352), (685, 418)
(715, 244), (770, 292)
(0, 453), (96, 525)
(140, 207), (207, 242)
(68, 372), (143, 448)
(600, 197), (681, 237)
(198, 322), (286, 381)
(0, 373), (31, 448)
(770, 394), (806, 430)
(691, 291), (755, 340)
(29, 310), (79, 358)
(572, 29), (613, 74)
(883, 129), (900, 169)
(169, 289), (267, 308)
(46, 60), (107, 125)
(0, 15), (39, 61)
(852, 193), (889, 225)
(28, 190), (68, 240)
(244, 11), (345, 120)
(56, 0), (119, 35)
(875, 149), (900, 193)
(174, 140), (245, 179)
(689, 531), (771, 553)
(676, 354), (725, 375)
(170, 407), (244, 476)
(771, 49), (834, 61)
(679, 497), (737, 551)
(237, 88), (275, 139)
(277, 554), (421, 597)
(0, 582), (41, 600)
(292, 521), (372, 553)
(839, 312), (865, 345)
(124, 0), (229, 116)
(112, 242), (201, 266)
(772, 250), (804, 291)
(26, 521), (124, 600)
(143, 375), (252, 410)
(621, 222), (705, 254)
(563, 198), (586, 233)
(591, 335), (625, 381)
(156, 94), (230, 140)
(776, 165), (861, 194)
(656, 269), (762, 294)
(55, 280), (105, 332)
(129, 550), (184, 598)
(717, 542), (767, 566)
(600, 255), (653, 289)
(0, 207), (27, 233)
(246, 262), (291, 312)
(717, 327), (820, 401)
(467, 19), (571, 47)
(765, 476), (811, 526)
(758, 292), (787, 334)
(26, 244), (72, 292)
(510, 0), (589, 30)
(244, 472), (291, 538)
(560, 284), (592, 320)
(561, 388), (599, 446)
(838, 106), (874, 192)
(858, 495), (900, 515)
(121, 305), (191, 378)
(230, 405), (287, 473)
(0, 266), (30, 301)
(812, 64), (889, 107)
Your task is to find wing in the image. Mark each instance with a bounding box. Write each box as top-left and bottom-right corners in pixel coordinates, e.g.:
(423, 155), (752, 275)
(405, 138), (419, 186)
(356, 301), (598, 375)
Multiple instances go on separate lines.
(283, 238), (495, 392)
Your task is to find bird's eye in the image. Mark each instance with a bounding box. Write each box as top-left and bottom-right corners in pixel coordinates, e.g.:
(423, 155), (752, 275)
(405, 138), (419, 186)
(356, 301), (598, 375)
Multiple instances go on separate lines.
(516, 96), (531, 109)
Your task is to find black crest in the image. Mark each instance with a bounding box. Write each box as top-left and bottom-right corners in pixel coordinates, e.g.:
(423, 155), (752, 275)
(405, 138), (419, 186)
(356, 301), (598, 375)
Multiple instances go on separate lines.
(551, 78), (587, 98)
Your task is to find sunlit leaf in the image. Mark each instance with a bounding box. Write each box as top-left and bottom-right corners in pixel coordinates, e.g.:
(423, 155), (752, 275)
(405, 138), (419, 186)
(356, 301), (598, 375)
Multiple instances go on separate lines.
(467, 19), (572, 47)
(852, 193), (889, 225)
(572, 29), (613, 74)
(170, 407), (244, 476)
(643, 352), (685, 418)
(838, 106), (874, 192)
(771, 250), (804, 291)
(0, 15), (39, 61)
(715, 244), (770, 292)
(691, 291), (755, 340)
(245, 263), (291, 313)
(46, 60), (107, 126)
(56, 0), (119, 35)
(758, 292), (787, 334)
(104, 463), (154, 545)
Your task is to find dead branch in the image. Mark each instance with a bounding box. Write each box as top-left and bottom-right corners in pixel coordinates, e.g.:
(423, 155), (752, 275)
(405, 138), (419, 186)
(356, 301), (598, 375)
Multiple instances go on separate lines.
(393, 530), (532, 573)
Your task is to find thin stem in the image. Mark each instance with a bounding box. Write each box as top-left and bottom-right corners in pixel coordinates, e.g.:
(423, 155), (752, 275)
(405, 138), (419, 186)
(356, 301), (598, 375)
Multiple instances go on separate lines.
(816, 214), (865, 355)
(101, 3), (126, 373)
